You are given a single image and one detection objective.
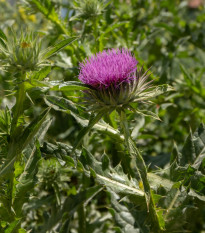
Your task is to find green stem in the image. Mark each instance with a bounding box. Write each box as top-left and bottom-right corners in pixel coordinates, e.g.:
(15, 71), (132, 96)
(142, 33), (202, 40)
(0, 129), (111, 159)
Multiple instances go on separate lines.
(11, 77), (26, 138)
(7, 172), (15, 221)
(6, 74), (26, 223)
(119, 109), (162, 233)
(77, 205), (86, 233)
(93, 17), (99, 52)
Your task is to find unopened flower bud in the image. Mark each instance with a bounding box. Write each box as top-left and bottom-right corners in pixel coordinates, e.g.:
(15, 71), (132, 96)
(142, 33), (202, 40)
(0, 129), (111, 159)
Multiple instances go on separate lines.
(0, 30), (45, 74)
(73, 0), (105, 19)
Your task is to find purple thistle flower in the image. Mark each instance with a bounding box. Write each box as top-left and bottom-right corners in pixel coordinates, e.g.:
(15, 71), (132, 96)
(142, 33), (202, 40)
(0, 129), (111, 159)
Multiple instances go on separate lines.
(77, 48), (167, 112)
(78, 48), (138, 89)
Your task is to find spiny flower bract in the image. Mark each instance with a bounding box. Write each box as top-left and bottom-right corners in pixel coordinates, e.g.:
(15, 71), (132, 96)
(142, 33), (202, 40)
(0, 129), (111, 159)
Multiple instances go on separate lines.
(79, 48), (138, 89)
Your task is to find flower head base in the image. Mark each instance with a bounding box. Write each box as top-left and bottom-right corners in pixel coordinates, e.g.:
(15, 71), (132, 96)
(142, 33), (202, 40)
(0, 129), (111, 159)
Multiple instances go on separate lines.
(79, 49), (138, 89)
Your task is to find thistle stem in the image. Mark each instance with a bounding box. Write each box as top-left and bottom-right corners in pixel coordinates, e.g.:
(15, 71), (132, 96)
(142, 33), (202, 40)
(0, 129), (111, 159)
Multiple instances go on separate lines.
(119, 109), (162, 233)
(5, 73), (27, 227)
(93, 17), (99, 52)
(11, 75), (26, 138)
(78, 205), (86, 233)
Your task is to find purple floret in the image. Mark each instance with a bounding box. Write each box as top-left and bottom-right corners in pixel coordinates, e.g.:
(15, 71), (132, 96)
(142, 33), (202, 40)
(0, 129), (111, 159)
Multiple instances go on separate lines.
(78, 49), (138, 89)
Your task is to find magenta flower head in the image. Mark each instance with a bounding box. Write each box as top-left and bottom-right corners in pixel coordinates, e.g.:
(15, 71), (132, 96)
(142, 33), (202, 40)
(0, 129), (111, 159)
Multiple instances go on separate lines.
(79, 48), (138, 89)
(78, 48), (170, 113)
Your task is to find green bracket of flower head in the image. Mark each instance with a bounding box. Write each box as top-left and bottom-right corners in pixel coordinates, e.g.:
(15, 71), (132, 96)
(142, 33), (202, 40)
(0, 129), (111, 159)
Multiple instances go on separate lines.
(0, 28), (78, 75)
(71, 0), (108, 20)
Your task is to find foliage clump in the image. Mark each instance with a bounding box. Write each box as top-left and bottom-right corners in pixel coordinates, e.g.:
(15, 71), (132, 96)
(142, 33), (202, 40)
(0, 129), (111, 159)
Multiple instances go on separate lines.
(0, 0), (204, 232)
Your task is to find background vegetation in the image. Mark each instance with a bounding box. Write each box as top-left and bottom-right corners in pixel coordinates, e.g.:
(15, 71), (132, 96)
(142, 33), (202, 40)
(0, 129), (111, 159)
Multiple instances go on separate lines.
(0, 0), (205, 232)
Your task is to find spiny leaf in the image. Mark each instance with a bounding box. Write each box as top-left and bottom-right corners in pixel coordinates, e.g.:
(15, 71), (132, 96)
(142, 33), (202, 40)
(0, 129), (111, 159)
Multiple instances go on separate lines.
(40, 81), (89, 91)
(40, 186), (102, 233)
(19, 108), (50, 150)
(4, 219), (21, 233)
(41, 37), (78, 60)
(0, 29), (7, 41)
(109, 191), (149, 233)
(32, 66), (51, 81)
(79, 148), (144, 197)
(181, 123), (205, 167)
(0, 108), (50, 178)
(13, 118), (52, 216)
(134, 109), (161, 121)
(136, 84), (174, 101)
(13, 141), (41, 216)
(44, 94), (123, 141)
(71, 112), (124, 142)
(45, 95), (79, 114)
(73, 110), (105, 151)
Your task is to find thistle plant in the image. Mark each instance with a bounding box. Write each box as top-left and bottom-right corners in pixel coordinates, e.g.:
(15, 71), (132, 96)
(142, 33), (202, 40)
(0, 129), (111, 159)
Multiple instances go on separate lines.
(74, 48), (172, 232)
(0, 29), (76, 131)
(1, 1), (205, 232)
(0, 28), (77, 231)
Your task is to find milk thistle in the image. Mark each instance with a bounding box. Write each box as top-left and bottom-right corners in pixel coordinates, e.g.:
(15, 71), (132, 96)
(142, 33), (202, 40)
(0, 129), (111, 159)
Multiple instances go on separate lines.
(76, 49), (172, 232)
(78, 48), (159, 113)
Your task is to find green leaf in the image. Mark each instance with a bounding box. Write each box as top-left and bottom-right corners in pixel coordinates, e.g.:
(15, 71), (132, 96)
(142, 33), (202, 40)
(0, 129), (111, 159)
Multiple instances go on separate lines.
(21, 0), (70, 35)
(180, 123), (205, 167)
(4, 219), (20, 233)
(20, 108), (50, 150)
(40, 141), (77, 166)
(0, 108), (50, 178)
(148, 173), (174, 191)
(109, 191), (148, 233)
(119, 110), (162, 231)
(0, 29), (7, 41)
(21, 0), (58, 20)
(154, 22), (178, 35)
(13, 142), (41, 216)
(32, 66), (51, 81)
(0, 29), (7, 48)
(44, 95), (124, 143)
(137, 84), (174, 101)
(73, 110), (105, 151)
(71, 112), (124, 142)
(13, 118), (52, 216)
(79, 148), (144, 197)
(18, 229), (27, 233)
(40, 186), (102, 233)
(134, 109), (161, 121)
(45, 95), (79, 114)
(180, 64), (193, 86)
(41, 37), (78, 60)
(45, 81), (89, 91)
